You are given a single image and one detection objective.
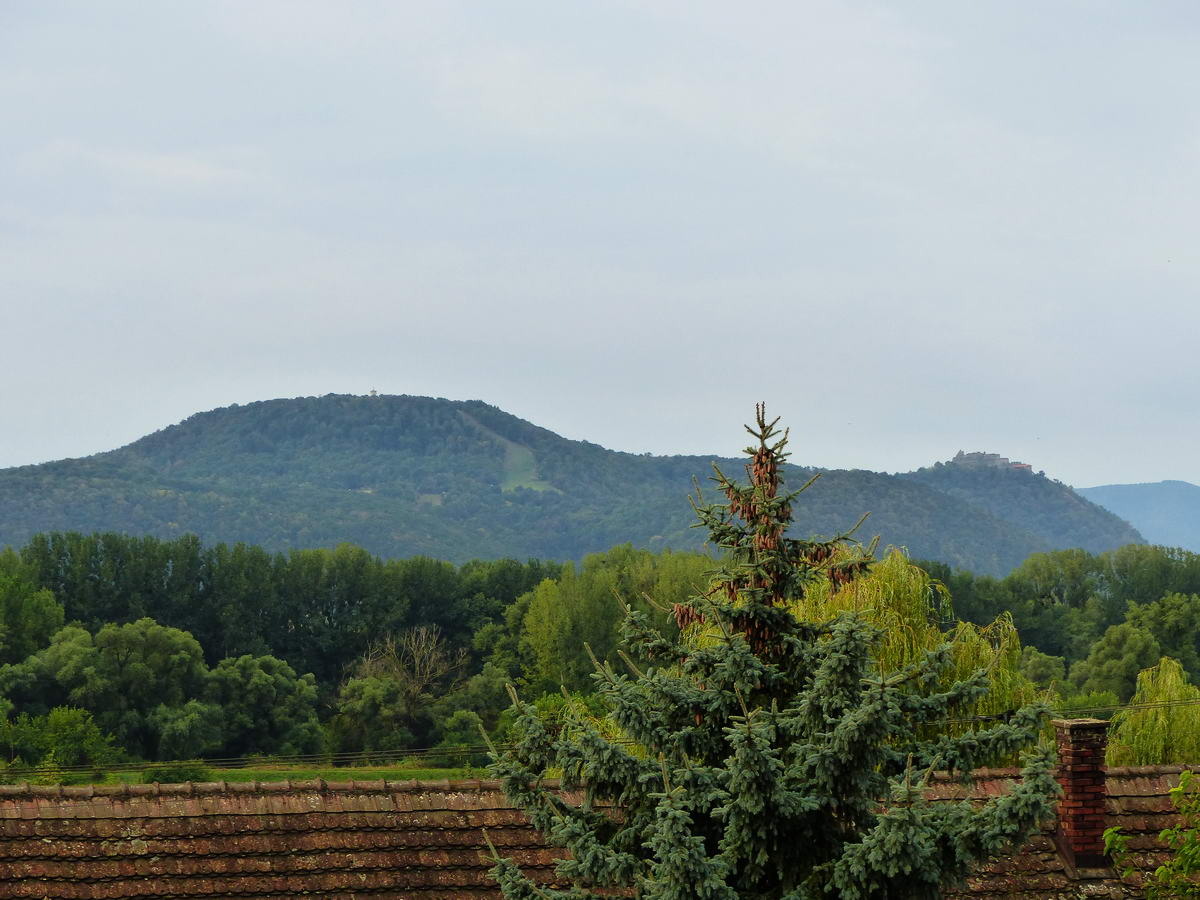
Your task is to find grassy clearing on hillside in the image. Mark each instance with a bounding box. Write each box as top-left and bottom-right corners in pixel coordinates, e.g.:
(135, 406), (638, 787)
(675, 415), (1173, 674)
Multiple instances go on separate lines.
(458, 409), (558, 492)
(500, 441), (556, 492)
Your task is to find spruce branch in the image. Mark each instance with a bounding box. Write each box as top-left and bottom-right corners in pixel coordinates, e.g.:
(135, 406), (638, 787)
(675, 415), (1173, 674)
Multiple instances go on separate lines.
(732, 684), (751, 720)
(617, 650), (645, 679)
(478, 722), (499, 756)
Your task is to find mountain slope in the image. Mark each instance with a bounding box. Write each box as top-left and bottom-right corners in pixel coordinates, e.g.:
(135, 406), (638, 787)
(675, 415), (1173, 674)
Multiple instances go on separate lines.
(1078, 480), (1200, 552)
(901, 463), (1143, 555)
(0, 394), (1141, 574)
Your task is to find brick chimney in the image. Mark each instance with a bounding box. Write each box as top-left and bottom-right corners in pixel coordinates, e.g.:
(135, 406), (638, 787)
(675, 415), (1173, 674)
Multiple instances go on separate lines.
(1052, 718), (1109, 871)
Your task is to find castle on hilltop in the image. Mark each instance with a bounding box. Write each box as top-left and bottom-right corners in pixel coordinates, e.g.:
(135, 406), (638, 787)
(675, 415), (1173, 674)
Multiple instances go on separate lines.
(950, 450), (1033, 472)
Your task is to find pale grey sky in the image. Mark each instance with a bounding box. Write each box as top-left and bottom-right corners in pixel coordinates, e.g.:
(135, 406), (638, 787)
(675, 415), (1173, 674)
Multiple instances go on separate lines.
(3, 1), (1198, 486)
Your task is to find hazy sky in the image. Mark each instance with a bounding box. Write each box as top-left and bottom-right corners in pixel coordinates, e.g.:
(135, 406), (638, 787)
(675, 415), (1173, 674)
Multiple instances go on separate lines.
(4, 2), (1198, 487)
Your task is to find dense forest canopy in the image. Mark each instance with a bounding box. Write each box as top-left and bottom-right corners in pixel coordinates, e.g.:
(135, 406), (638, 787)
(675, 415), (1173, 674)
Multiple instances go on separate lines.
(0, 394), (1142, 575)
(2, 528), (1200, 775)
(0, 533), (710, 772)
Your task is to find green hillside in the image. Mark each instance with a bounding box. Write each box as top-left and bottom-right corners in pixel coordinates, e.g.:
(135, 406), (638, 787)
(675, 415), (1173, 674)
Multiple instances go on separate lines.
(901, 461), (1143, 556)
(0, 394), (1143, 574)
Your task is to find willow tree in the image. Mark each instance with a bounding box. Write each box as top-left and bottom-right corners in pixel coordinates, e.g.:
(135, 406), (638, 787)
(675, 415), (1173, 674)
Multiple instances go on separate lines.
(1108, 656), (1200, 765)
(488, 407), (1059, 900)
(744, 547), (1046, 732)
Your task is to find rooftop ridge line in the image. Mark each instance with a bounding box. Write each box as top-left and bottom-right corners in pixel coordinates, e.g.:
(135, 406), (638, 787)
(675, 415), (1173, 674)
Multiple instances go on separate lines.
(0, 777), (533, 800)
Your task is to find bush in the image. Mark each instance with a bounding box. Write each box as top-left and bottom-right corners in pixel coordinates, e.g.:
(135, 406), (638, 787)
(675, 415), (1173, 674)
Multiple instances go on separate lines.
(427, 710), (490, 768)
(141, 761), (216, 783)
(0, 707), (118, 782)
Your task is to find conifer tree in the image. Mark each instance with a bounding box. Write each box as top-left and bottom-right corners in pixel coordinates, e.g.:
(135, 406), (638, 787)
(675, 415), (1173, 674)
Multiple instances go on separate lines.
(487, 407), (1060, 900)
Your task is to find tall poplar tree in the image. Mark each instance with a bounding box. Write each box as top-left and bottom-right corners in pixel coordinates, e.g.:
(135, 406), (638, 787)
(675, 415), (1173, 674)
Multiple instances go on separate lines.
(488, 407), (1059, 900)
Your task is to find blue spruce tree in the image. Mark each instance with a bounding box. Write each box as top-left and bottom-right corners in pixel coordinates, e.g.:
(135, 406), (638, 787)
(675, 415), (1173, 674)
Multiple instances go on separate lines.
(487, 407), (1059, 899)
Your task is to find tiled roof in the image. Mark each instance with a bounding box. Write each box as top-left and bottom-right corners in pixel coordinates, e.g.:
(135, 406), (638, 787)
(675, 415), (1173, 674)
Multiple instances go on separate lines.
(933, 765), (1183, 899)
(0, 767), (1186, 899)
(0, 779), (568, 899)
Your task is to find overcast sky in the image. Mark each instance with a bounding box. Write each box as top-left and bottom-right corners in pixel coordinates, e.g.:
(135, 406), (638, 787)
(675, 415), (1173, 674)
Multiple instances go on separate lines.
(3, 2), (1198, 487)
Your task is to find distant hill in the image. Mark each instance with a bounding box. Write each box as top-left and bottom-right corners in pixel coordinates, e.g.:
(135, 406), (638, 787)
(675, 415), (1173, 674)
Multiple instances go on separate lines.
(901, 462), (1143, 556)
(1077, 480), (1200, 552)
(0, 394), (1144, 574)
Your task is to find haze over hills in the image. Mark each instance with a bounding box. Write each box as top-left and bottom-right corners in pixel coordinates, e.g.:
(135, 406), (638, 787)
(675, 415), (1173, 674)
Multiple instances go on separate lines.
(0, 394), (1144, 574)
(1077, 480), (1200, 553)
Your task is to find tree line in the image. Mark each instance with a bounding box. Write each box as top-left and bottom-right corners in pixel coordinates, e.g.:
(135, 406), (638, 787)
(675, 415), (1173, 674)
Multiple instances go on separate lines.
(3, 531), (1200, 778)
(920, 543), (1200, 705)
(0, 532), (707, 775)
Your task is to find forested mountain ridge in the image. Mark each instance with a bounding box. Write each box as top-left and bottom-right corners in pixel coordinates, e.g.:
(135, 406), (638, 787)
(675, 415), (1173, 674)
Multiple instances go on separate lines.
(901, 462), (1143, 556)
(0, 394), (1142, 574)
